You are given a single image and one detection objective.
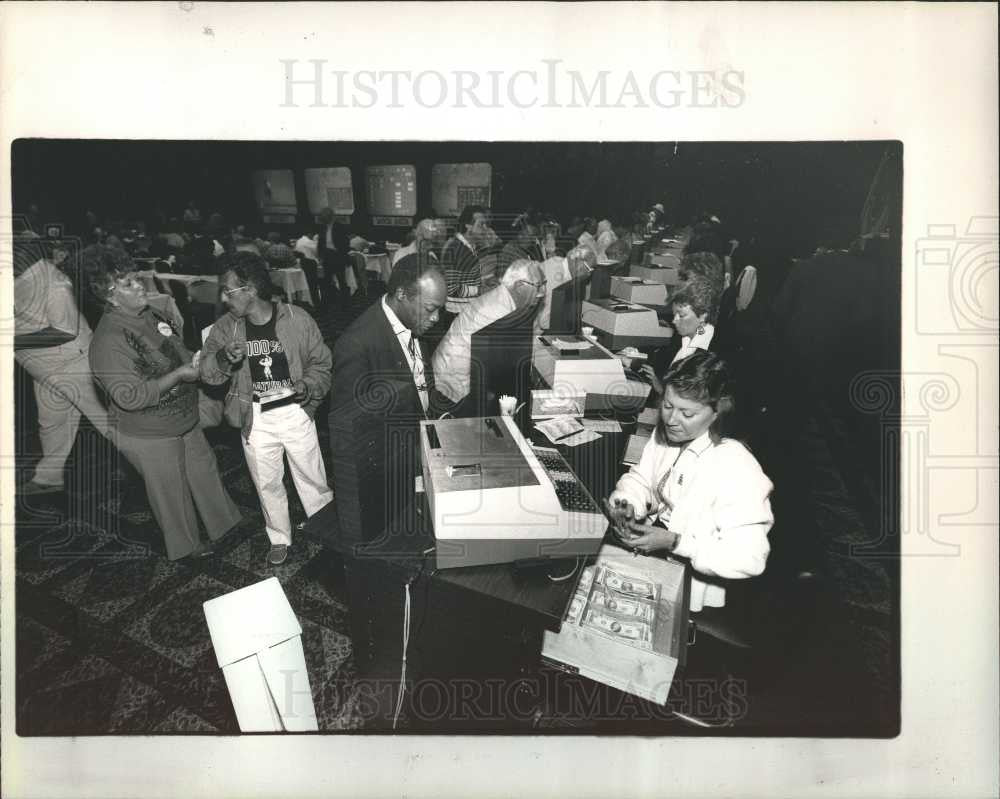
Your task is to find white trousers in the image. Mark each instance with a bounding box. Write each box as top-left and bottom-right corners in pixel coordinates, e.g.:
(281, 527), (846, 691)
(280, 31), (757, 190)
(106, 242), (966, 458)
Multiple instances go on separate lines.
(17, 349), (111, 486)
(242, 402), (333, 547)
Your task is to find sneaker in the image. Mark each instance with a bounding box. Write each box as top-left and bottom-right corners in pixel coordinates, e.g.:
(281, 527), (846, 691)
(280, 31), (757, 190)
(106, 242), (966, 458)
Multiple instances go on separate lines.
(20, 480), (64, 496)
(267, 544), (289, 565)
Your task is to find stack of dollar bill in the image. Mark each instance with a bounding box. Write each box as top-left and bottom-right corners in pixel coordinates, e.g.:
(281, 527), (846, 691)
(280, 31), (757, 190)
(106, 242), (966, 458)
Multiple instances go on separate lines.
(563, 565), (659, 651)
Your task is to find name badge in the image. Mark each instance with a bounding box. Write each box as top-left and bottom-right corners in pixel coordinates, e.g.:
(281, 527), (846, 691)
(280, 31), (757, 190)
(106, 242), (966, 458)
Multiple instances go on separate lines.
(157, 321), (174, 337)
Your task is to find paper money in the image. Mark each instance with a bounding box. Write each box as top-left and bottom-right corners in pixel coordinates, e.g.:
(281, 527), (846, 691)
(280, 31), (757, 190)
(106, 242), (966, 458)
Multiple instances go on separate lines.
(565, 593), (586, 625)
(598, 566), (659, 601)
(578, 566), (595, 592)
(535, 415), (584, 444)
(581, 609), (653, 650)
(590, 588), (655, 622)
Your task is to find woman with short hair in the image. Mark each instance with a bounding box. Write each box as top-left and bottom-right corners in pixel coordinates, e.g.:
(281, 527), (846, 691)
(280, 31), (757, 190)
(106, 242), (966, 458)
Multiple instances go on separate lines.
(641, 273), (722, 391)
(607, 350), (774, 612)
(86, 245), (241, 560)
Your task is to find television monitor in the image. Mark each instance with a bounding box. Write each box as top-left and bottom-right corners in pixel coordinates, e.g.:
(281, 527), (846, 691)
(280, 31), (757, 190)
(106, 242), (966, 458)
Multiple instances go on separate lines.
(546, 270), (592, 336)
(304, 167), (354, 216)
(431, 163), (492, 218)
(457, 303), (540, 425)
(251, 169), (297, 223)
(365, 164), (417, 219)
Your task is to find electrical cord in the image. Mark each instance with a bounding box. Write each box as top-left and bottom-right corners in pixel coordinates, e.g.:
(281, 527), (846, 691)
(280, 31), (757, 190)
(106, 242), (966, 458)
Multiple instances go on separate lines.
(392, 579), (412, 730)
(547, 557), (583, 582)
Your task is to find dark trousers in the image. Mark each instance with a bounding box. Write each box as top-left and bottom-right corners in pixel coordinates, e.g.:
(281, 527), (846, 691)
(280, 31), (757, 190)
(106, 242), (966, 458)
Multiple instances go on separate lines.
(298, 258), (320, 307)
(320, 252), (350, 305)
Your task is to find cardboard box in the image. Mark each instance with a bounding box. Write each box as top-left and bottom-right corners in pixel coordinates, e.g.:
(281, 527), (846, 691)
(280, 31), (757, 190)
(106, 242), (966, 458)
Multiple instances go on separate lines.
(203, 577), (318, 732)
(542, 544), (690, 704)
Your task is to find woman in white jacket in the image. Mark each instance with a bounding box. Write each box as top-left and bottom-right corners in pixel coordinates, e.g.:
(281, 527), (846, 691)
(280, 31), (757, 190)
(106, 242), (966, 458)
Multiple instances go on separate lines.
(607, 350), (773, 612)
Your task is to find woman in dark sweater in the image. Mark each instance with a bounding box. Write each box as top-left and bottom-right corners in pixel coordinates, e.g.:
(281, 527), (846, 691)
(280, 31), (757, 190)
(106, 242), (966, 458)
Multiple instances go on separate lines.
(86, 245), (241, 560)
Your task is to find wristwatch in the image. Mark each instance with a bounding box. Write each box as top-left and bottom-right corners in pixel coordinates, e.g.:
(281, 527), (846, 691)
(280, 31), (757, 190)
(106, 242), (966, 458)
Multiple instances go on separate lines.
(652, 519), (680, 553)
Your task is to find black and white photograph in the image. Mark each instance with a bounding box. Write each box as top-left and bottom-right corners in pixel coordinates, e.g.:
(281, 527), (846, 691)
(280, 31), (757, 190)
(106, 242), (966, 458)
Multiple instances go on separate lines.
(1, 4), (996, 799)
(7, 137), (902, 738)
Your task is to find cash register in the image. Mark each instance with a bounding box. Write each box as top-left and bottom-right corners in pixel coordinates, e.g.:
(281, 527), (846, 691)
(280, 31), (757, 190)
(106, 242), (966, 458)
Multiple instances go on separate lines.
(630, 238), (685, 285)
(610, 275), (669, 306)
(580, 297), (674, 350)
(531, 333), (629, 397)
(420, 415), (607, 569)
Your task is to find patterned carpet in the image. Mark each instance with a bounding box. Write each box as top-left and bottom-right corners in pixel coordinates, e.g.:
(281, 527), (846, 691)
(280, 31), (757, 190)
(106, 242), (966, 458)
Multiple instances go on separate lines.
(14, 290), (373, 735)
(13, 280), (898, 735)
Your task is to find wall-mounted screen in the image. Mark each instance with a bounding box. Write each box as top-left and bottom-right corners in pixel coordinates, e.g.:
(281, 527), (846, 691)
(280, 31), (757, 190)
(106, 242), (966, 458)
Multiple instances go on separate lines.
(365, 164), (417, 218)
(305, 167), (355, 216)
(252, 169), (297, 223)
(431, 163), (492, 218)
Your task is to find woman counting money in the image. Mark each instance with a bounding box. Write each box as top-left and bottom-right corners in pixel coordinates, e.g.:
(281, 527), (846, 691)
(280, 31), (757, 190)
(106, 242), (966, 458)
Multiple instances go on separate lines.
(607, 350), (773, 612)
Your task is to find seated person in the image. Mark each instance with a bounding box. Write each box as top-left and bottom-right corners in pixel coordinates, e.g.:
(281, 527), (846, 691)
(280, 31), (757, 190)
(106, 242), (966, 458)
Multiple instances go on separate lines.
(595, 219), (618, 259)
(392, 218), (443, 265)
(264, 231), (296, 268)
(441, 204), (490, 311)
(537, 245), (595, 330)
(642, 273), (722, 391)
(607, 350), (773, 612)
(431, 259), (546, 407)
(499, 212), (545, 275)
(679, 250), (726, 294)
(293, 232), (318, 262)
(576, 217), (598, 252)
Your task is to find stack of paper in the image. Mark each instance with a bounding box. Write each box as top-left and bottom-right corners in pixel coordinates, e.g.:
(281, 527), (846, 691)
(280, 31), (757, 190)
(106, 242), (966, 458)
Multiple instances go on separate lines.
(531, 389), (585, 419)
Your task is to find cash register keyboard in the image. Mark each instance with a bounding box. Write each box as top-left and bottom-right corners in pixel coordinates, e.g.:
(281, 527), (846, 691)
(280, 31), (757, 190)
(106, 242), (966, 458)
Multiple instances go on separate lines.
(531, 445), (602, 514)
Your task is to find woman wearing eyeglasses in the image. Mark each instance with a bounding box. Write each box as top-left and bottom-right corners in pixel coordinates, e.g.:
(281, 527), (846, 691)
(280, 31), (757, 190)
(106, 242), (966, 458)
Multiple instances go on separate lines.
(86, 245), (242, 560)
(607, 350), (773, 612)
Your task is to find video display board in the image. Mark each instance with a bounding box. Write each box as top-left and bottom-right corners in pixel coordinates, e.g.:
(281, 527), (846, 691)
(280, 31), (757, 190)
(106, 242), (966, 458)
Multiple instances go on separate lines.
(431, 163), (492, 218)
(251, 169), (298, 223)
(365, 164), (417, 218)
(304, 167), (355, 216)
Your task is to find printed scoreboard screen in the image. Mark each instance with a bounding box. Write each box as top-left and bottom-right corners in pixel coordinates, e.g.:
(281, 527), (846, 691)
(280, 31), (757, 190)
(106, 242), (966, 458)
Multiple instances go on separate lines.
(431, 163), (492, 218)
(304, 167), (355, 216)
(252, 169), (298, 223)
(365, 164), (417, 218)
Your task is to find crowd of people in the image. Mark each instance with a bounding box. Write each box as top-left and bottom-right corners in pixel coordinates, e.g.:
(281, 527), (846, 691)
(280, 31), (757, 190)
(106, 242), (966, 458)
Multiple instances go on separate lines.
(13, 193), (884, 615)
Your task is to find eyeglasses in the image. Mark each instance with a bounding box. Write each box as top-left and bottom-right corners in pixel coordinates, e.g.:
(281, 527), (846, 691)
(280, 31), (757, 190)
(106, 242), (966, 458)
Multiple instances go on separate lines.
(516, 279), (547, 290)
(114, 275), (145, 291)
(221, 285), (249, 298)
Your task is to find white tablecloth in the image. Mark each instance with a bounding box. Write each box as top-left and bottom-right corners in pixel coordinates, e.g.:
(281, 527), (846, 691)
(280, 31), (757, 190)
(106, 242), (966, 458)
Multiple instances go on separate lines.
(270, 267), (313, 305)
(361, 253), (392, 283)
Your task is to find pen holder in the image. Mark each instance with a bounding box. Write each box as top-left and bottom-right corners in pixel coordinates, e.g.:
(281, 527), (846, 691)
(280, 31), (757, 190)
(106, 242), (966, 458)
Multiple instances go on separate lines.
(498, 395), (518, 416)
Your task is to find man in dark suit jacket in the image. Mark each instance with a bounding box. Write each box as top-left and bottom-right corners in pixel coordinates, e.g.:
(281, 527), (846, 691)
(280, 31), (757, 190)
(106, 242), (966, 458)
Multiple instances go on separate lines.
(316, 207), (350, 306)
(328, 255), (447, 548)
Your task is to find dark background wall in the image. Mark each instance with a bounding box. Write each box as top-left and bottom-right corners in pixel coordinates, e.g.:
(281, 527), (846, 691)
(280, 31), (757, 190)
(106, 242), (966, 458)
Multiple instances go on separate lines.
(11, 139), (897, 255)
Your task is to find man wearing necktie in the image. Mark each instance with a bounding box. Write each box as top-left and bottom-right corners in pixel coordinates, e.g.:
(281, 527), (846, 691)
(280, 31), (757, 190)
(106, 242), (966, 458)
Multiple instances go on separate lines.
(329, 254), (447, 546)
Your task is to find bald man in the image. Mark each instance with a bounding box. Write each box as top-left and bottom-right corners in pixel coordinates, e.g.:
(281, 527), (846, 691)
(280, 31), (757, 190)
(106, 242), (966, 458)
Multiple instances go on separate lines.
(431, 259), (546, 407)
(392, 218), (444, 266)
(329, 254), (447, 544)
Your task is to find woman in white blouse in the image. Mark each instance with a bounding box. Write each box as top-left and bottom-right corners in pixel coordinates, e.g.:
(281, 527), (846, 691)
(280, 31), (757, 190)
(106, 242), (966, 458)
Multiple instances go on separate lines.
(607, 350), (774, 612)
